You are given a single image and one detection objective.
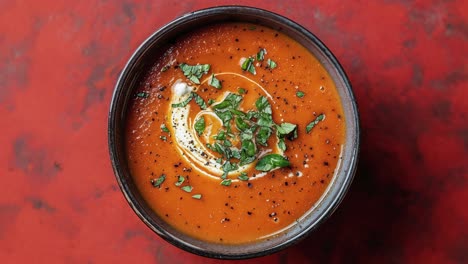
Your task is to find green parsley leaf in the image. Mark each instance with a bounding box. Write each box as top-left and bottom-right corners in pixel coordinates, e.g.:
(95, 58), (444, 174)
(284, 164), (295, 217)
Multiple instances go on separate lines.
(278, 138), (286, 151)
(179, 63), (211, 84)
(255, 154), (290, 171)
(220, 179), (232, 186)
(194, 117), (205, 136)
(160, 124), (170, 133)
(208, 99), (215, 105)
(175, 175), (185, 186)
(256, 126), (272, 146)
(241, 57), (256, 75)
(306, 114), (326, 133)
(256, 48), (266, 61)
(235, 117), (249, 131)
(181, 185), (193, 193)
(171, 93), (193, 108)
(241, 139), (256, 157)
(192, 92), (207, 110)
(136, 92), (149, 98)
(213, 130), (226, 140)
(277, 123), (297, 136)
(267, 58), (277, 69)
(255, 96), (272, 114)
(296, 91), (305, 98)
(209, 74), (222, 89)
(151, 174), (166, 188)
(192, 194), (202, 199)
(238, 172), (249, 181)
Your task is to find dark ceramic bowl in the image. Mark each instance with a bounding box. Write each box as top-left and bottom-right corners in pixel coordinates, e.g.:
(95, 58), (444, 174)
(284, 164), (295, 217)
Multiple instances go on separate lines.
(109, 6), (359, 259)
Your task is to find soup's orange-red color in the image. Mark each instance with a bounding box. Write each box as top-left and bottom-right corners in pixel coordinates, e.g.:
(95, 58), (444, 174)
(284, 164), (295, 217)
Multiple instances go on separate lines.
(126, 23), (345, 244)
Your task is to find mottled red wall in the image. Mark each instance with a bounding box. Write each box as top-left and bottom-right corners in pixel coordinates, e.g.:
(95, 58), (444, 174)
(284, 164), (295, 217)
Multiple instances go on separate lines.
(1, 0), (466, 263)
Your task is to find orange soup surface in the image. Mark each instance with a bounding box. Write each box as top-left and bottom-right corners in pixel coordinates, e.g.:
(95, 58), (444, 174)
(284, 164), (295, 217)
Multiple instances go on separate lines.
(126, 23), (345, 244)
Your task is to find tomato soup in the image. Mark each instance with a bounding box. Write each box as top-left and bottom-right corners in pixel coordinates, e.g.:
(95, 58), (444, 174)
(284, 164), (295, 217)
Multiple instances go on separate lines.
(125, 23), (345, 244)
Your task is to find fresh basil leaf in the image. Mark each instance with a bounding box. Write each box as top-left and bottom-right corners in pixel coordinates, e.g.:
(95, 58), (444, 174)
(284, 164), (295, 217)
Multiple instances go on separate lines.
(255, 154), (290, 171)
(222, 161), (238, 173)
(240, 130), (253, 141)
(241, 57), (256, 75)
(267, 59), (277, 69)
(256, 126), (272, 146)
(191, 92), (207, 110)
(151, 174), (166, 188)
(255, 96), (272, 114)
(192, 194), (202, 199)
(278, 138), (286, 151)
(136, 92), (149, 98)
(256, 48), (266, 61)
(238, 172), (249, 181)
(181, 185), (193, 193)
(213, 130), (226, 140)
(277, 123), (297, 136)
(160, 124), (170, 133)
(194, 117), (205, 136)
(241, 140), (256, 156)
(175, 175), (185, 186)
(209, 73), (222, 89)
(220, 179), (232, 186)
(171, 93), (193, 108)
(257, 112), (273, 127)
(179, 63), (210, 84)
(306, 114), (326, 133)
(235, 117), (249, 131)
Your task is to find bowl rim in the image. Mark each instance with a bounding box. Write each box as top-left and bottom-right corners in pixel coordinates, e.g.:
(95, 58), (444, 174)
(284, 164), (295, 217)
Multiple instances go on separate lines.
(109, 5), (360, 259)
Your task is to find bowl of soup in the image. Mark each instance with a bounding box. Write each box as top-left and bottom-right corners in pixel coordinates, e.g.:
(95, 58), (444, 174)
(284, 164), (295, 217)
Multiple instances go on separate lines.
(109, 6), (359, 259)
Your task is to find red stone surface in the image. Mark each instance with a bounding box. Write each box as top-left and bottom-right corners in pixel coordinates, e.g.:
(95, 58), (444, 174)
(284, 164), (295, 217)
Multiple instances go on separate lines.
(1, 1), (466, 263)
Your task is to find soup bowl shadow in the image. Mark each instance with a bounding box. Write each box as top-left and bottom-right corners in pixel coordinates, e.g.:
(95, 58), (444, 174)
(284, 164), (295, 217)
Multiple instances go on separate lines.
(108, 5), (359, 259)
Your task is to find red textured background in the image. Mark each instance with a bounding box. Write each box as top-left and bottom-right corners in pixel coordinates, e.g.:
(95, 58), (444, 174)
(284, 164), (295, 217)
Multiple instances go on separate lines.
(1, 1), (467, 263)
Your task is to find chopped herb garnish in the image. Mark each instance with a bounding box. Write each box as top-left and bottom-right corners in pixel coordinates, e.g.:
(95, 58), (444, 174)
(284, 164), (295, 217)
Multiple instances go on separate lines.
(238, 172), (249, 181)
(175, 175), (185, 186)
(256, 48), (266, 61)
(241, 57), (256, 75)
(192, 92), (207, 110)
(278, 138), (286, 151)
(194, 117), (205, 136)
(255, 154), (290, 172)
(171, 93), (193, 108)
(277, 123), (297, 136)
(159, 136), (167, 141)
(160, 124), (170, 133)
(238, 87), (246, 94)
(161, 65), (170, 72)
(208, 99), (215, 105)
(192, 194), (202, 199)
(220, 179), (232, 186)
(179, 63), (210, 84)
(151, 174), (166, 188)
(181, 185), (193, 193)
(296, 91), (305, 98)
(136, 92), (149, 98)
(209, 73), (222, 89)
(306, 114), (325, 133)
(267, 58), (277, 69)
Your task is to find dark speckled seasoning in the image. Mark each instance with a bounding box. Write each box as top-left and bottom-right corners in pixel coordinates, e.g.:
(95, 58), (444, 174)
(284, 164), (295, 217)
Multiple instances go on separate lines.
(0, 0), (466, 263)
